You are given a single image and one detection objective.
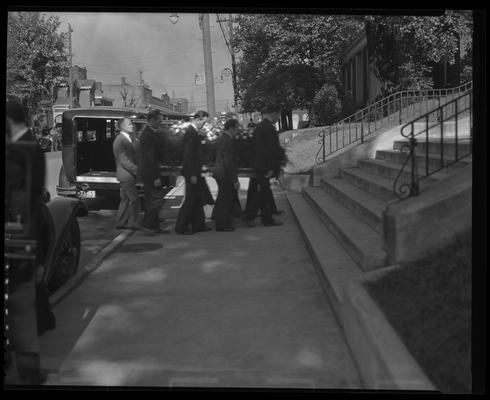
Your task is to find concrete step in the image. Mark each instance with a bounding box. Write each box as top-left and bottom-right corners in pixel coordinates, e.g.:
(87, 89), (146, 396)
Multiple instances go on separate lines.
(287, 193), (363, 320)
(321, 177), (385, 235)
(375, 149), (473, 172)
(358, 158), (447, 184)
(339, 167), (398, 202)
(393, 139), (472, 157)
(302, 187), (388, 272)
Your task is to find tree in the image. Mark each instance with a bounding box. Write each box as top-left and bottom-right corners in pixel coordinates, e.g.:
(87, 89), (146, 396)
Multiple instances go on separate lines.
(120, 86), (138, 108)
(361, 11), (472, 92)
(233, 14), (362, 108)
(7, 12), (69, 114)
(241, 64), (324, 130)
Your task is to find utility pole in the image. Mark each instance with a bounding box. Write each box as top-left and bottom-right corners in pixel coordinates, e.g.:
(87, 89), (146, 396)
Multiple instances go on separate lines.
(68, 23), (73, 108)
(228, 14), (239, 111)
(201, 13), (215, 116)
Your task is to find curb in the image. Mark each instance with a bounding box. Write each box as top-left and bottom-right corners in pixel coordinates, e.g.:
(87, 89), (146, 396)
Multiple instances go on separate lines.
(49, 229), (134, 307)
(341, 266), (437, 391)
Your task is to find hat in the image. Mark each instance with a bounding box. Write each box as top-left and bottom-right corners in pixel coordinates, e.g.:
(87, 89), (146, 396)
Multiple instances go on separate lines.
(261, 103), (281, 113)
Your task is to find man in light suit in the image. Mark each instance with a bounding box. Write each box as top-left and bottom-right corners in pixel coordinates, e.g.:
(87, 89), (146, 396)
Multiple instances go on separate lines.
(113, 117), (153, 234)
(213, 119), (240, 231)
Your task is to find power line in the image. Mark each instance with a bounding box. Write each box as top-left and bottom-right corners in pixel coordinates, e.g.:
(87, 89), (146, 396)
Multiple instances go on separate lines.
(76, 46), (199, 68)
(141, 51), (199, 72)
(216, 14), (232, 57)
(87, 49), (200, 76)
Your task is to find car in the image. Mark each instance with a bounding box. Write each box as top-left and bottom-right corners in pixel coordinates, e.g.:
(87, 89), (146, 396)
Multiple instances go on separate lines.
(5, 141), (88, 294)
(56, 107), (188, 202)
(5, 141), (87, 384)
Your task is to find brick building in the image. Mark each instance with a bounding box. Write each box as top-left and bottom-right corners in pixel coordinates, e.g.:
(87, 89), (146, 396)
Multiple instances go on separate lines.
(100, 77), (189, 115)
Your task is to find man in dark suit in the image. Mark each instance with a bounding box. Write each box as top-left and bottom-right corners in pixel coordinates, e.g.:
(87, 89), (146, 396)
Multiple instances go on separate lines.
(245, 177), (283, 216)
(213, 119), (240, 231)
(6, 101), (55, 383)
(138, 110), (170, 234)
(241, 105), (283, 227)
(175, 110), (213, 235)
(113, 118), (153, 234)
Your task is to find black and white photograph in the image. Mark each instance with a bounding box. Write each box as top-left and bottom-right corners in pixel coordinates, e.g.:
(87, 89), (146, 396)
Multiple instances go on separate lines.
(4, 7), (484, 393)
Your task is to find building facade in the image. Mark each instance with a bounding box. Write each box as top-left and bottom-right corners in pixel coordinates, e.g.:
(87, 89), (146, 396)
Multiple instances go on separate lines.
(341, 30), (468, 110)
(100, 77), (188, 114)
(341, 32), (382, 109)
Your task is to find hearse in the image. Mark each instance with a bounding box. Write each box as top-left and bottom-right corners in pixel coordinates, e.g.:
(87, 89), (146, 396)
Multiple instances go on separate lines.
(56, 107), (189, 201)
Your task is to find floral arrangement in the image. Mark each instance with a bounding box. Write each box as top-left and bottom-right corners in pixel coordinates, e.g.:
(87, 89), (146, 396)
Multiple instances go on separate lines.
(161, 119), (287, 171)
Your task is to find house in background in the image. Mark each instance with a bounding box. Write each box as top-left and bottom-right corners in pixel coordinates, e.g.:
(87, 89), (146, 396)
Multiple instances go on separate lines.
(101, 76), (188, 115)
(341, 32), (382, 109)
(94, 82), (114, 106)
(341, 30), (469, 110)
(171, 98), (190, 114)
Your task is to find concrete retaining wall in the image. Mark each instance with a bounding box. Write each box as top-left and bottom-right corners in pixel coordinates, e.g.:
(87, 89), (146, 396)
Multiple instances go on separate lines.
(279, 173), (311, 192)
(342, 267), (437, 390)
(383, 165), (472, 264)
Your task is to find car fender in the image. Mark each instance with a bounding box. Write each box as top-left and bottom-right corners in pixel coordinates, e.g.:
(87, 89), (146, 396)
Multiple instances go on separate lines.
(43, 197), (88, 285)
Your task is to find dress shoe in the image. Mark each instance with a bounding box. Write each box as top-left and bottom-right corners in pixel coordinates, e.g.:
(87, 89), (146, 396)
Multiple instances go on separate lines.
(175, 230), (194, 235)
(154, 228), (171, 234)
(216, 227), (235, 232)
(273, 209), (285, 215)
(243, 220), (256, 228)
(263, 221), (283, 227)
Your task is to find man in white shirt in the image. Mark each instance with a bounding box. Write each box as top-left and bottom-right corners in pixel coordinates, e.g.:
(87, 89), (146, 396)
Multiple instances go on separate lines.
(113, 117), (153, 234)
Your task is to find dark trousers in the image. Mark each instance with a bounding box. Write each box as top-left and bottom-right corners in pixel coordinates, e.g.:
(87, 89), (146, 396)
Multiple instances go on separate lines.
(214, 180), (235, 230)
(175, 178), (206, 233)
(232, 189), (242, 217)
(245, 177), (277, 217)
(142, 181), (164, 230)
(242, 172), (274, 224)
(116, 180), (141, 228)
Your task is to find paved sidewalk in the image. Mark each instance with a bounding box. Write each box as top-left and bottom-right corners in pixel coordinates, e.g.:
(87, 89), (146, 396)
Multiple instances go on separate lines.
(40, 185), (362, 388)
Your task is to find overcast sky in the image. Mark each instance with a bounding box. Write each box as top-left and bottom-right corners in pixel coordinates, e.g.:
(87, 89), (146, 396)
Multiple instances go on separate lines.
(43, 12), (235, 112)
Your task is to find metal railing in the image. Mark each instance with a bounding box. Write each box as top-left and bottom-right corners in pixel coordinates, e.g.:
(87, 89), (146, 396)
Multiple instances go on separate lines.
(393, 90), (472, 199)
(315, 81), (473, 164)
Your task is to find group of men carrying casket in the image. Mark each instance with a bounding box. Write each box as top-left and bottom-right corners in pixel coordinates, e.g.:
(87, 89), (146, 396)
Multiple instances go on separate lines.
(112, 104), (285, 237)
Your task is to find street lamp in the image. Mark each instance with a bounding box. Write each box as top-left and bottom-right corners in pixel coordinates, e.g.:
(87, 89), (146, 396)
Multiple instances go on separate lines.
(169, 13), (179, 24)
(168, 13), (215, 116)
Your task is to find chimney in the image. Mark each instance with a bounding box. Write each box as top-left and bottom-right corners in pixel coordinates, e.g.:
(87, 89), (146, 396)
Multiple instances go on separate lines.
(121, 77), (126, 86)
(139, 70), (144, 84)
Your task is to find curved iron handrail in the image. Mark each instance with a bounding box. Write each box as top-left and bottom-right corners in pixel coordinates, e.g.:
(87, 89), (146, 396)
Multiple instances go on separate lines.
(315, 81), (473, 164)
(393, 90), (473, 199)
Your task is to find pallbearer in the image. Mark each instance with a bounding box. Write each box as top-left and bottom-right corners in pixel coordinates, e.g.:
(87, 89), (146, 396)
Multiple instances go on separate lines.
(113, 118), (154, 234)
(139, 110), (170, 234)
(174, 110), (213, 235)
(241, 104), (283, 227)
(212, 119), (241, 231)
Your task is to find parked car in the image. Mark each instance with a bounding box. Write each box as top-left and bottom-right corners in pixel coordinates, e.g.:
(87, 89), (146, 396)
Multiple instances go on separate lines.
(56, 107), (188, 202)
(5, 141), (88, 384)
(5, 141), (88, 294)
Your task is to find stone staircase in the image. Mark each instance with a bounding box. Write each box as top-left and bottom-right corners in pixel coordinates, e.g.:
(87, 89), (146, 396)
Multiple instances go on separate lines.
(287, 138), (472, 318)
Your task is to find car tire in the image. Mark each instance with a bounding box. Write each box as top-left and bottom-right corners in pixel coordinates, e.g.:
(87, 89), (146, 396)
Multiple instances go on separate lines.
(47, 218), (81, 293)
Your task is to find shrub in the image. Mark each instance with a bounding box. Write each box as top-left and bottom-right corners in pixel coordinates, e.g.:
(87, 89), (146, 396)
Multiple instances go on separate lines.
(311, 83), (342, 126)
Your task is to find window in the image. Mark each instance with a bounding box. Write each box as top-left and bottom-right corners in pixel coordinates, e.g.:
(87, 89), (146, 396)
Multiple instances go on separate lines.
(75, 117), (117, 142)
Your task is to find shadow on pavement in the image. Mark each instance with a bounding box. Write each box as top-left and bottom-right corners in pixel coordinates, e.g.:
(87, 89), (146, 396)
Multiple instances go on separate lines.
(116, 243), (164, 253)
